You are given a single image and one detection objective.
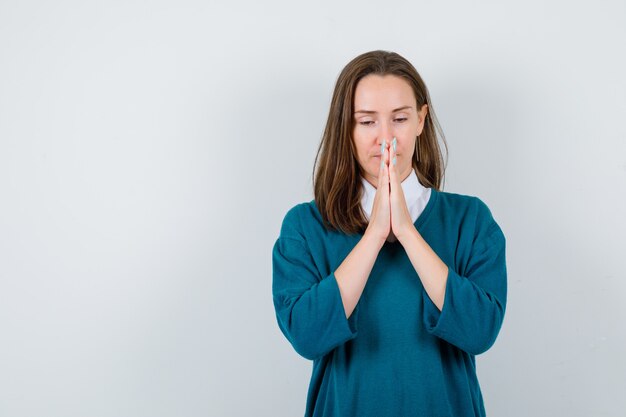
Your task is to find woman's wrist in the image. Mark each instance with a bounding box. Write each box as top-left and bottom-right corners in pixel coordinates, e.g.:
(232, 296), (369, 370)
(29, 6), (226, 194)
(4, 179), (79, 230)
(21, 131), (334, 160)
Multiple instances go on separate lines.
(363, 228), (387, 250)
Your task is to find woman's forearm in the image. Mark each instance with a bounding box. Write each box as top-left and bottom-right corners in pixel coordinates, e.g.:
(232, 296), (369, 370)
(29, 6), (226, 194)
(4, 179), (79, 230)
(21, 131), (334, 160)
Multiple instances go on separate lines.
(334, 232), (384, 319)
(399, 227), (448, 311)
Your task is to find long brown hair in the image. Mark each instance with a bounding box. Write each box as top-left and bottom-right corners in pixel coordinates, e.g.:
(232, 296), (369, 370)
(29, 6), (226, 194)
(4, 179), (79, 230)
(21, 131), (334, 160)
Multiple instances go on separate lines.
(312, 50), (448, 235)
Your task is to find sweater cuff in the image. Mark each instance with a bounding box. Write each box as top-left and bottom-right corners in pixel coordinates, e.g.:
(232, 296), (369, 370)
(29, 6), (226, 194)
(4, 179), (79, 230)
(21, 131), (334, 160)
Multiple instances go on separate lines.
(326, 271), (360, 336)
(422, 266), (454, 337)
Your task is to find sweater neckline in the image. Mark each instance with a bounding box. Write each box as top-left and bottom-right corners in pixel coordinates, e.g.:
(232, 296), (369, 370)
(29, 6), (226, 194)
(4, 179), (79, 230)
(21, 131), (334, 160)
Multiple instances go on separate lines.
(414, 187), (438, 230)
(381, 187), (439, 245)
(308, 187), (440, 239)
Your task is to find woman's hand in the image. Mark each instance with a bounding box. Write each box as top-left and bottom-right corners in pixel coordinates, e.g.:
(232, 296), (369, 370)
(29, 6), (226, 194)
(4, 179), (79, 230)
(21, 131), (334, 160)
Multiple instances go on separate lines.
(388, 137), (415, 242)
(364, 140), (391, 245)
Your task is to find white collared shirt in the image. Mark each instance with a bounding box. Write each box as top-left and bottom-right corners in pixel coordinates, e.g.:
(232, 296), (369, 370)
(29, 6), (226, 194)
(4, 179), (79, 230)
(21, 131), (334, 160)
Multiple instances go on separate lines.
(360, 168), (432, 223)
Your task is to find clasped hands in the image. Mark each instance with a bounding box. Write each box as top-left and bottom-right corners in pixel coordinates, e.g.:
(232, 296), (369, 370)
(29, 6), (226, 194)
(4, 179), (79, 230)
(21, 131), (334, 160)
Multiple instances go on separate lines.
(366, 137), (416, 245)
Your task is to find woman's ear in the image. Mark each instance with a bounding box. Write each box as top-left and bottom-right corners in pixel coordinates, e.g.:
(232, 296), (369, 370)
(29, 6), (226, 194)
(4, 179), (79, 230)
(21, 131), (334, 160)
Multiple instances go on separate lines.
(417, 103), (428, 135)
(420, 103), (428, 123)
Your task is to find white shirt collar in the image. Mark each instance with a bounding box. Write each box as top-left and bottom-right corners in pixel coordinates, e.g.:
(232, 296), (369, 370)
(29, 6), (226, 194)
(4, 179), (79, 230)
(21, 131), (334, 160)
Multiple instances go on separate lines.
(360, 168), (431, 223)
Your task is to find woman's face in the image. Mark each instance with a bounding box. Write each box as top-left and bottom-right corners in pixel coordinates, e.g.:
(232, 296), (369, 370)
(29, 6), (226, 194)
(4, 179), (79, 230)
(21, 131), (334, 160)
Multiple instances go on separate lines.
(352, 74), (428, 188)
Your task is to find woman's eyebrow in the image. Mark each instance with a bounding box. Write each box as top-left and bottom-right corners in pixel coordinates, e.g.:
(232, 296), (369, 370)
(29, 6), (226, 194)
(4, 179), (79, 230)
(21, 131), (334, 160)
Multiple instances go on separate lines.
(354, 106), (412, 114)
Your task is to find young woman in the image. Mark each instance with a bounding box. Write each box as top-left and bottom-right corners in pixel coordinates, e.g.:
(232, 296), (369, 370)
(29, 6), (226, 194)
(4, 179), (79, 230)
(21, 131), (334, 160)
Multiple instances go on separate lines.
(272, 50), (507, 417)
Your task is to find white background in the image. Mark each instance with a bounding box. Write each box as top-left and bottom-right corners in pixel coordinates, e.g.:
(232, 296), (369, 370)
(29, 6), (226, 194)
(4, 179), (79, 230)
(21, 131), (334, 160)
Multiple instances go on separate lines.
(1, 1), (625, 416)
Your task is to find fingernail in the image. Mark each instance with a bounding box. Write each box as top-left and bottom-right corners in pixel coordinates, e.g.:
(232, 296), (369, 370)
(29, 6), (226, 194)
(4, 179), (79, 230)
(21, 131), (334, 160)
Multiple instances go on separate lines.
(392, 156), (396, 166)
(380, 141), (385, 154)
(381, 159), (384, 169)
(392, 137), (397, 152)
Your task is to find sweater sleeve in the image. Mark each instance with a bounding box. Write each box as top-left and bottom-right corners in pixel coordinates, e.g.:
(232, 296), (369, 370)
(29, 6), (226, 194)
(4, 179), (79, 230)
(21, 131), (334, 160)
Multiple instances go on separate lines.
(272, 236), (360, 361)
(422, 220), (507, 356)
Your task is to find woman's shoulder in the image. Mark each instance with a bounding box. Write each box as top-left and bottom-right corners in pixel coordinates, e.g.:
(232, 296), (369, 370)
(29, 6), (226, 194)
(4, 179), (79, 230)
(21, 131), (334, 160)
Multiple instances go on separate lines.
(438, 191), (506, 250)
(280, 199), (320, 225)
(434, 189), (496, 219)
(276, 200), (324, 241)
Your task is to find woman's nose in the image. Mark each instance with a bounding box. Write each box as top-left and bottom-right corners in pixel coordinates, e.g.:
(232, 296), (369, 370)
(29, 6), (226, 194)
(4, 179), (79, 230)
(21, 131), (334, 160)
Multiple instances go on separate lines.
(379, 122), (394, 145)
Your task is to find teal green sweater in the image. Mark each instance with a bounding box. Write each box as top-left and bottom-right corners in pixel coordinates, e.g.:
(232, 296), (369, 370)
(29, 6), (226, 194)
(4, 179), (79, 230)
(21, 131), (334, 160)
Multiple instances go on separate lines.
(272, 188), (507, 417)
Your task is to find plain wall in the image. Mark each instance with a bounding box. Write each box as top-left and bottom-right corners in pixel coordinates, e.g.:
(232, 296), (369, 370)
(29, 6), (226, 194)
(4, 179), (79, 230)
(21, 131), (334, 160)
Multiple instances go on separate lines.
(1, 0), (625, 416)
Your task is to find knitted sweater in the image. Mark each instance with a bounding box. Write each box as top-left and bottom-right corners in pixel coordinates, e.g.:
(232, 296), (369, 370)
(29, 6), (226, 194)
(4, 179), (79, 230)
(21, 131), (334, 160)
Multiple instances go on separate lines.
(272, 188), (507, 417)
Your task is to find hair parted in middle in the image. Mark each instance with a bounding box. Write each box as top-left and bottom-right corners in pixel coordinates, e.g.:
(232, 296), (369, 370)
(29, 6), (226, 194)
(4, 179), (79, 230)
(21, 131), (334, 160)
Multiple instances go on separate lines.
(312, 50), (448, 235)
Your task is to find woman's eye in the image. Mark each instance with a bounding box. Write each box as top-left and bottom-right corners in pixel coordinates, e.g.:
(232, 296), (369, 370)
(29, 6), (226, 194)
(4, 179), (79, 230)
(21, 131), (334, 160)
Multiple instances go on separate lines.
(358, 118), (406, 126)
